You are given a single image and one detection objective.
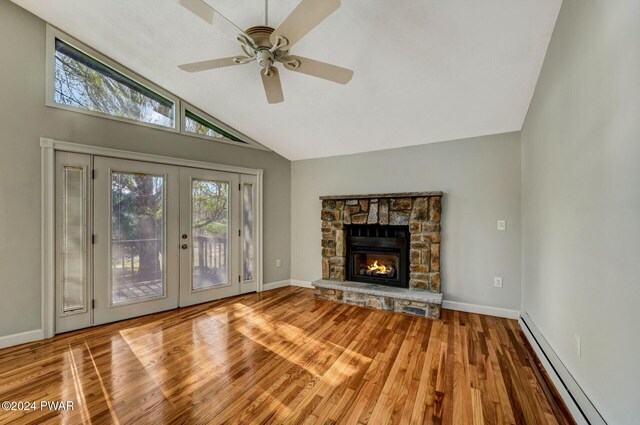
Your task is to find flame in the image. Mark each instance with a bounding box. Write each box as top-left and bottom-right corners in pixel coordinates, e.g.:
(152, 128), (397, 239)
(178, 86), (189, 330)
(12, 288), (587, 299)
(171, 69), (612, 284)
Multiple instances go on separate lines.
(367, 260), (389, 275)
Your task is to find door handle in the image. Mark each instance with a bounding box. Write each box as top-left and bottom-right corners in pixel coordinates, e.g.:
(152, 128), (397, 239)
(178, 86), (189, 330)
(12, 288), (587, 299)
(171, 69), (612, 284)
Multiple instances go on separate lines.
(182, 234), (188, 239)
(181, 244), (188, 249)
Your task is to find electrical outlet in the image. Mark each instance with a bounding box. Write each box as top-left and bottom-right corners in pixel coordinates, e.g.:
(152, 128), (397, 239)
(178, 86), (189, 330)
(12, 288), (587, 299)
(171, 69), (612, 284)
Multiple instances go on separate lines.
(574, 334), (581, 358)
(497, 220), (506, 231)
(276, 259), (282, 268)
(494, 277), (503, 288)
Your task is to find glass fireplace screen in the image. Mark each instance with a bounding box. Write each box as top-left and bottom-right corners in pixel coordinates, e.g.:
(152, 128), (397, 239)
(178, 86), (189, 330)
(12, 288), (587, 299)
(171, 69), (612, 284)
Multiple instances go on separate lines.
(352, 252), (399, 279)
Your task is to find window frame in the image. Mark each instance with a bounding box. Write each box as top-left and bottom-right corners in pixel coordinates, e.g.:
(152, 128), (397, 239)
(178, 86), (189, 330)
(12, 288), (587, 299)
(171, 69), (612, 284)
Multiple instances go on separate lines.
(46, 25), (181, 133)
(180, 102), (270, 151)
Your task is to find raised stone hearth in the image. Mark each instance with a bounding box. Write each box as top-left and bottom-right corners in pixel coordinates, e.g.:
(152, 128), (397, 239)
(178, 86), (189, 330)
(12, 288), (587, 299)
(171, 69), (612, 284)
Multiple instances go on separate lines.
(315, 192), (443, 319)
(313, 280), (443, 319)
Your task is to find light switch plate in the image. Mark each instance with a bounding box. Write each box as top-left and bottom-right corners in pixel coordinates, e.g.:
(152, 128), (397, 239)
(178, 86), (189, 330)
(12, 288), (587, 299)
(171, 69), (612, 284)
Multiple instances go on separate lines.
(497, 220), (506, 231)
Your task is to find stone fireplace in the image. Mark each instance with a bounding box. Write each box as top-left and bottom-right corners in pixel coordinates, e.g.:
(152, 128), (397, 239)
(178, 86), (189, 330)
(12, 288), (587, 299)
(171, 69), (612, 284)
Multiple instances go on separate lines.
(313, 192), (443, 319)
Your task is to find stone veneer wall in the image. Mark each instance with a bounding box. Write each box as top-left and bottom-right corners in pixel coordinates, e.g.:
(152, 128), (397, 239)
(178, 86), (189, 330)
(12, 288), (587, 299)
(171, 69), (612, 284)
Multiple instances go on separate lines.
(320, 192), (443, 293)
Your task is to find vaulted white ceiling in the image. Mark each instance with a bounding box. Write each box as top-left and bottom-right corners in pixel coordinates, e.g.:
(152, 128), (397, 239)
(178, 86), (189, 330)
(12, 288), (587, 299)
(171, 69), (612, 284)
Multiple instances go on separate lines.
(13, 0), (561, 160)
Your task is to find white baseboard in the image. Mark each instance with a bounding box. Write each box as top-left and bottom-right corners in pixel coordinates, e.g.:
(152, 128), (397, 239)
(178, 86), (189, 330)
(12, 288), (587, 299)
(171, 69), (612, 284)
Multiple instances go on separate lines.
(263, 279), (316, 290)
(519, 313), (605, 425)
(442, 300), (520, 320)
(263, 280), (292, 291)
(290, 282), (520, 320)
(0, 329), (44, 350)
(290, 279), (314, 289)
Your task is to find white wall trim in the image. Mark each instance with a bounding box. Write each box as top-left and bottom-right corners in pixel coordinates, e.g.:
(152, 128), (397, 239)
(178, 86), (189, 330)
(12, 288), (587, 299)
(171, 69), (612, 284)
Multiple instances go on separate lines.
(0, 329), (44, 350)
(263, 280), (292, 291)
(40, 138), (263, 175)
(519, 313), (606, 425)
(41, 143), (55, 339)
(290, 279), (314, 289)
(442, 300), (520, 320)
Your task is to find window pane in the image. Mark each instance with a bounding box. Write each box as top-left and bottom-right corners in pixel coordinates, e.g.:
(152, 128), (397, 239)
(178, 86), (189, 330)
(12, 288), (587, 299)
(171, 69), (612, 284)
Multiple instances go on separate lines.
(243, 183), (255, 281)
(185, 114), (225, 139)
(62, 166), (86, 313)
(111, 172), (165, 304)
(54, 39), (174, 128)
(184, 110), (247, 144)
(192, 179), (229, 289)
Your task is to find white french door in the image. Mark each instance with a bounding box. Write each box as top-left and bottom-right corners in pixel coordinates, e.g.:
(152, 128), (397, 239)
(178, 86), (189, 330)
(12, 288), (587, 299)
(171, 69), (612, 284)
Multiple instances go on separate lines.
(93, 157), (180, 325)
(54, 152), (258, 333)
(179, 167), (240, 306)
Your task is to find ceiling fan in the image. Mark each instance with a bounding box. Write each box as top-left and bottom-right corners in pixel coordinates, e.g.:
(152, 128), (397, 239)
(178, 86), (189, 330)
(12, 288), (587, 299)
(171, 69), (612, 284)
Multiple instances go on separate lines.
(177, 0), (353, 104)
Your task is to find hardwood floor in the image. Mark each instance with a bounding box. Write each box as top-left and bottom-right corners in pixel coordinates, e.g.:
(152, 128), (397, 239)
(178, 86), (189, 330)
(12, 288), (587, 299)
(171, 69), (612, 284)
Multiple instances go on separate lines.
(0, 287), (573, 425)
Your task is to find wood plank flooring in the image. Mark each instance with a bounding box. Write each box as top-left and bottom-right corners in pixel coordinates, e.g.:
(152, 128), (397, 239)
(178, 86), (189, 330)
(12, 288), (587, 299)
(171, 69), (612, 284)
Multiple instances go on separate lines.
(0, 287), (574, 424)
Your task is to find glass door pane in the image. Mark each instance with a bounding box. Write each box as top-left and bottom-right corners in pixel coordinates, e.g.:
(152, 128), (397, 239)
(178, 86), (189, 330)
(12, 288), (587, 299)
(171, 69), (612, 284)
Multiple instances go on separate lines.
(111, 172), (165, 304)
(242, 183), (255, 282)
(191, 179), (229, 289)
(240, 175), (257, 294)
(61, 166), (87, 312)
(55, 152), (92, 334)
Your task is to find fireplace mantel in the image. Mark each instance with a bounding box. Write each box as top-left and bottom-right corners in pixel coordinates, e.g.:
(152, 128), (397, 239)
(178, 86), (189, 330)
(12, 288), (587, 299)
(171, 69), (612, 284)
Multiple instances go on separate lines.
(315, 191), (443, 319)
(320, 191), (443, 200)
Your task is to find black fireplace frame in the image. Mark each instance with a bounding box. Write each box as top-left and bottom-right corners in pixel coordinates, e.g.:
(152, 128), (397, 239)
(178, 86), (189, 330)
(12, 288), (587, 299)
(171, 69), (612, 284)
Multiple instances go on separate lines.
(345, 224), (410, 288)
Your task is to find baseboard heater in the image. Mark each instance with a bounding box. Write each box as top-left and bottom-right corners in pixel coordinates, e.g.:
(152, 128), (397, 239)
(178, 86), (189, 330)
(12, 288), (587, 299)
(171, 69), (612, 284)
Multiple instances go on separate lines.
(519, 313), (607, 425)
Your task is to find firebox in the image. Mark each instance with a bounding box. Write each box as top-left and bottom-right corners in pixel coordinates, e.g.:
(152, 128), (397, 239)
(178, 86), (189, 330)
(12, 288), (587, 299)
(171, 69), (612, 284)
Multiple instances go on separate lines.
(345, 224), (409, 288)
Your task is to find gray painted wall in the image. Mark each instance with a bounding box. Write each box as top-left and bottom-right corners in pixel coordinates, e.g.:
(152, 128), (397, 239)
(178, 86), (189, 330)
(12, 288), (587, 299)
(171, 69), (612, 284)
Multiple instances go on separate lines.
(521, 1), (640, 424)
(291, 133), (521, 311)
(0, 1), (291, 337)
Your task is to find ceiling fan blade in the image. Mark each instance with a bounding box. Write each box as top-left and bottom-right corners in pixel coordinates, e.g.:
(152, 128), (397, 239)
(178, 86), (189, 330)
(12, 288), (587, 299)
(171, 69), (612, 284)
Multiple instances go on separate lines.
(178, 0), (247, 36)
(284, 55), (353, 84)
(178, 57), (244, 72)
(179, 0), (215, 24)
(270, 0), (341, 49)
(260, 68), (284, 104)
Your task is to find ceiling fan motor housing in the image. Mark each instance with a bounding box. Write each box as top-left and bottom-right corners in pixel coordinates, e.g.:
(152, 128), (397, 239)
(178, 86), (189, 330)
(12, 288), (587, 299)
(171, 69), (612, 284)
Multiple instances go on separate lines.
(241, 25), (290, 73)
(244, 26), (276, 47)
(256, 49), (275, 67)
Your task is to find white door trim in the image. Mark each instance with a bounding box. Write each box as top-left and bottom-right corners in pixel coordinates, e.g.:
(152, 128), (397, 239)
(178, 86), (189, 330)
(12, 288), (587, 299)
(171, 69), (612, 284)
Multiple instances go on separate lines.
(41, 137), (264, 339)
(40, 138), (263, 175)
(42, 142), (56, 339)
